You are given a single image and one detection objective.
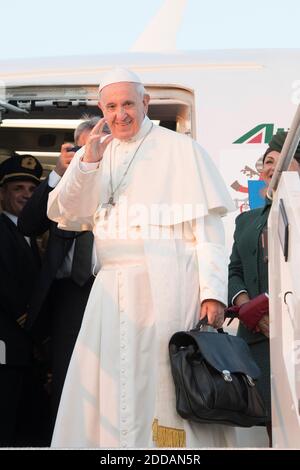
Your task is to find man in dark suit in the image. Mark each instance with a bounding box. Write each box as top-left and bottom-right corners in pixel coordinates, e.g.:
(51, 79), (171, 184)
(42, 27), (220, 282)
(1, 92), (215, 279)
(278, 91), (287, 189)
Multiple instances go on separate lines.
(0, 153), (50, 446)
(18, 117), (109, 426)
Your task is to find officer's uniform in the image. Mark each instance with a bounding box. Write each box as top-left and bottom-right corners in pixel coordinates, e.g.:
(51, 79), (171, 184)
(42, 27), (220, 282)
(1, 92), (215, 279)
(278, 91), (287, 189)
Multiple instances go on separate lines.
(0, 154), (50, 446)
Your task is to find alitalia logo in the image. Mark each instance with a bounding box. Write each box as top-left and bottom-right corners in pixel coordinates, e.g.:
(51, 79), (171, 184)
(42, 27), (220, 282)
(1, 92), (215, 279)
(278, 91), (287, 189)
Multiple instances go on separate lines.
(234, 124), (287, 144)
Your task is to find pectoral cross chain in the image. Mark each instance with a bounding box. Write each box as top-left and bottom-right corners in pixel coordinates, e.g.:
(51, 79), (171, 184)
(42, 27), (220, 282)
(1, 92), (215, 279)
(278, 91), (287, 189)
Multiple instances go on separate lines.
(102, 195), (115, 208)
(101, 196), (115, 216)
(102, 121), (154, 219)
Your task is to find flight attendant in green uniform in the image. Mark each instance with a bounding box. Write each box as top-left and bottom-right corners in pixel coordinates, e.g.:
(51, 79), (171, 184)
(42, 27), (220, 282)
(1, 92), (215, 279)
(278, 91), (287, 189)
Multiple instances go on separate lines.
(228, 131), (300, 445)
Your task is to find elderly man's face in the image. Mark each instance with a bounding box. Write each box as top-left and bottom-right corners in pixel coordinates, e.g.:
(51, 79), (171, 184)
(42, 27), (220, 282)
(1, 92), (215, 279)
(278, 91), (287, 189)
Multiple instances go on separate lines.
(98, 82), (150, 140)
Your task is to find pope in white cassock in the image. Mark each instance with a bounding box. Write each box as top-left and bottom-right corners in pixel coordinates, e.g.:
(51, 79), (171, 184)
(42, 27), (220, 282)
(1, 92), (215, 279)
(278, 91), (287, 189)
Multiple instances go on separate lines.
(48, 67), (237, 448)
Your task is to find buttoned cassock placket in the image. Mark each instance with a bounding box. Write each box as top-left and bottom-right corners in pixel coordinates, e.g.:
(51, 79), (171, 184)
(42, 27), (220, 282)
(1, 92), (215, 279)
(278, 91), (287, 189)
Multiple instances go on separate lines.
(112, 138), (144, 448)
(111, 138), (139, 196)
(118, 268), (128, 447)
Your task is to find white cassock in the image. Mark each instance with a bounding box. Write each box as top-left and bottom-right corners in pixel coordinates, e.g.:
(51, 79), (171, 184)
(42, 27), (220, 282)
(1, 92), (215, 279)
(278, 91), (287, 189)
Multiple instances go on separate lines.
(48, 116), (238, 448)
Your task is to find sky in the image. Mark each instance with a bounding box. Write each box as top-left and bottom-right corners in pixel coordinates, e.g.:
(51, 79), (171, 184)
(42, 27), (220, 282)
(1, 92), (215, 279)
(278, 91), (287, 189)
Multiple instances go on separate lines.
(1, 0), (300, 60)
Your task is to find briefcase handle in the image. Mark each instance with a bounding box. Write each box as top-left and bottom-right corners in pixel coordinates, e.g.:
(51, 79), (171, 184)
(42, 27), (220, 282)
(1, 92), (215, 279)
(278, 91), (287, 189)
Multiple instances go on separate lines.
(194, 317), (226, 334)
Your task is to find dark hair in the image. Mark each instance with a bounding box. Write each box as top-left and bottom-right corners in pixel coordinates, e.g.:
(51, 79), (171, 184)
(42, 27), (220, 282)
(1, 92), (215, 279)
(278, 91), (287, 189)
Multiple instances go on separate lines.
(262, 143), (300, 166)
(262, 147), (274, 164)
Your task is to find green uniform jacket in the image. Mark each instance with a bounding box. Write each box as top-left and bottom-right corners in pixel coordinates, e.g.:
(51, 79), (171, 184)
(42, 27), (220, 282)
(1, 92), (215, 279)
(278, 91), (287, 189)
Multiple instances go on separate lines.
(228, 201), (271, 344)
(228, 201), (271, 419)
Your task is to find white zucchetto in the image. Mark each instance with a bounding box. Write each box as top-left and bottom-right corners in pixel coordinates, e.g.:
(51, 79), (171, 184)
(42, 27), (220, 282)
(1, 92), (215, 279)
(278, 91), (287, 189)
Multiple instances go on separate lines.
(98, 67), (142, 92)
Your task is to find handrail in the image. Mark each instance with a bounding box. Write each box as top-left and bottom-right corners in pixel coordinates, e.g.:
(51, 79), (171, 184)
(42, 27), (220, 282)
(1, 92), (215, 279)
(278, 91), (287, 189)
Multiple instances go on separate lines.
(267, 104), (300, 200)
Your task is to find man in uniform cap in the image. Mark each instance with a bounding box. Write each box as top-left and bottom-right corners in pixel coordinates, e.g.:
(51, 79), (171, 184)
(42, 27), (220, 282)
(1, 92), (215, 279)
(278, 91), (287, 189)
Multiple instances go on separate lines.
(0, 153), (42, 185)
(0, 153), (43, 331)
(48, 67), (236, 448)
(0, 153), (50, 446)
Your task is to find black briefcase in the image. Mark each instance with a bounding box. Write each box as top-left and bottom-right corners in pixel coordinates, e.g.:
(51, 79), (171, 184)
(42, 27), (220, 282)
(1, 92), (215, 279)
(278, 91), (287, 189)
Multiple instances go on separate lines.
(169, 320), (267, 427)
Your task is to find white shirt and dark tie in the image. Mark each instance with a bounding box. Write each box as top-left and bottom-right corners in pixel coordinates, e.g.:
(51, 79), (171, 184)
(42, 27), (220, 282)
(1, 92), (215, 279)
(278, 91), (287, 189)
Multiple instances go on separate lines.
(48, 170), (96, 285)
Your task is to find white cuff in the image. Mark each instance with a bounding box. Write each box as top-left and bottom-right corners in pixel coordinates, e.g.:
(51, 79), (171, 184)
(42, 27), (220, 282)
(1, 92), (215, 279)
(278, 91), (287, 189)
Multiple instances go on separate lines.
(79, 159), (99, 172)
(48, 170), (61, 188)
(232, 290), (248, 305)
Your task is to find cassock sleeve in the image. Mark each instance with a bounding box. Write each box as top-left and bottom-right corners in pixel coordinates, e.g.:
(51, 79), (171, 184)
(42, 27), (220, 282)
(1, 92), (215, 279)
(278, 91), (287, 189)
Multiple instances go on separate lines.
(47, 149), (101, 231)
(190, 214), (228, 306)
